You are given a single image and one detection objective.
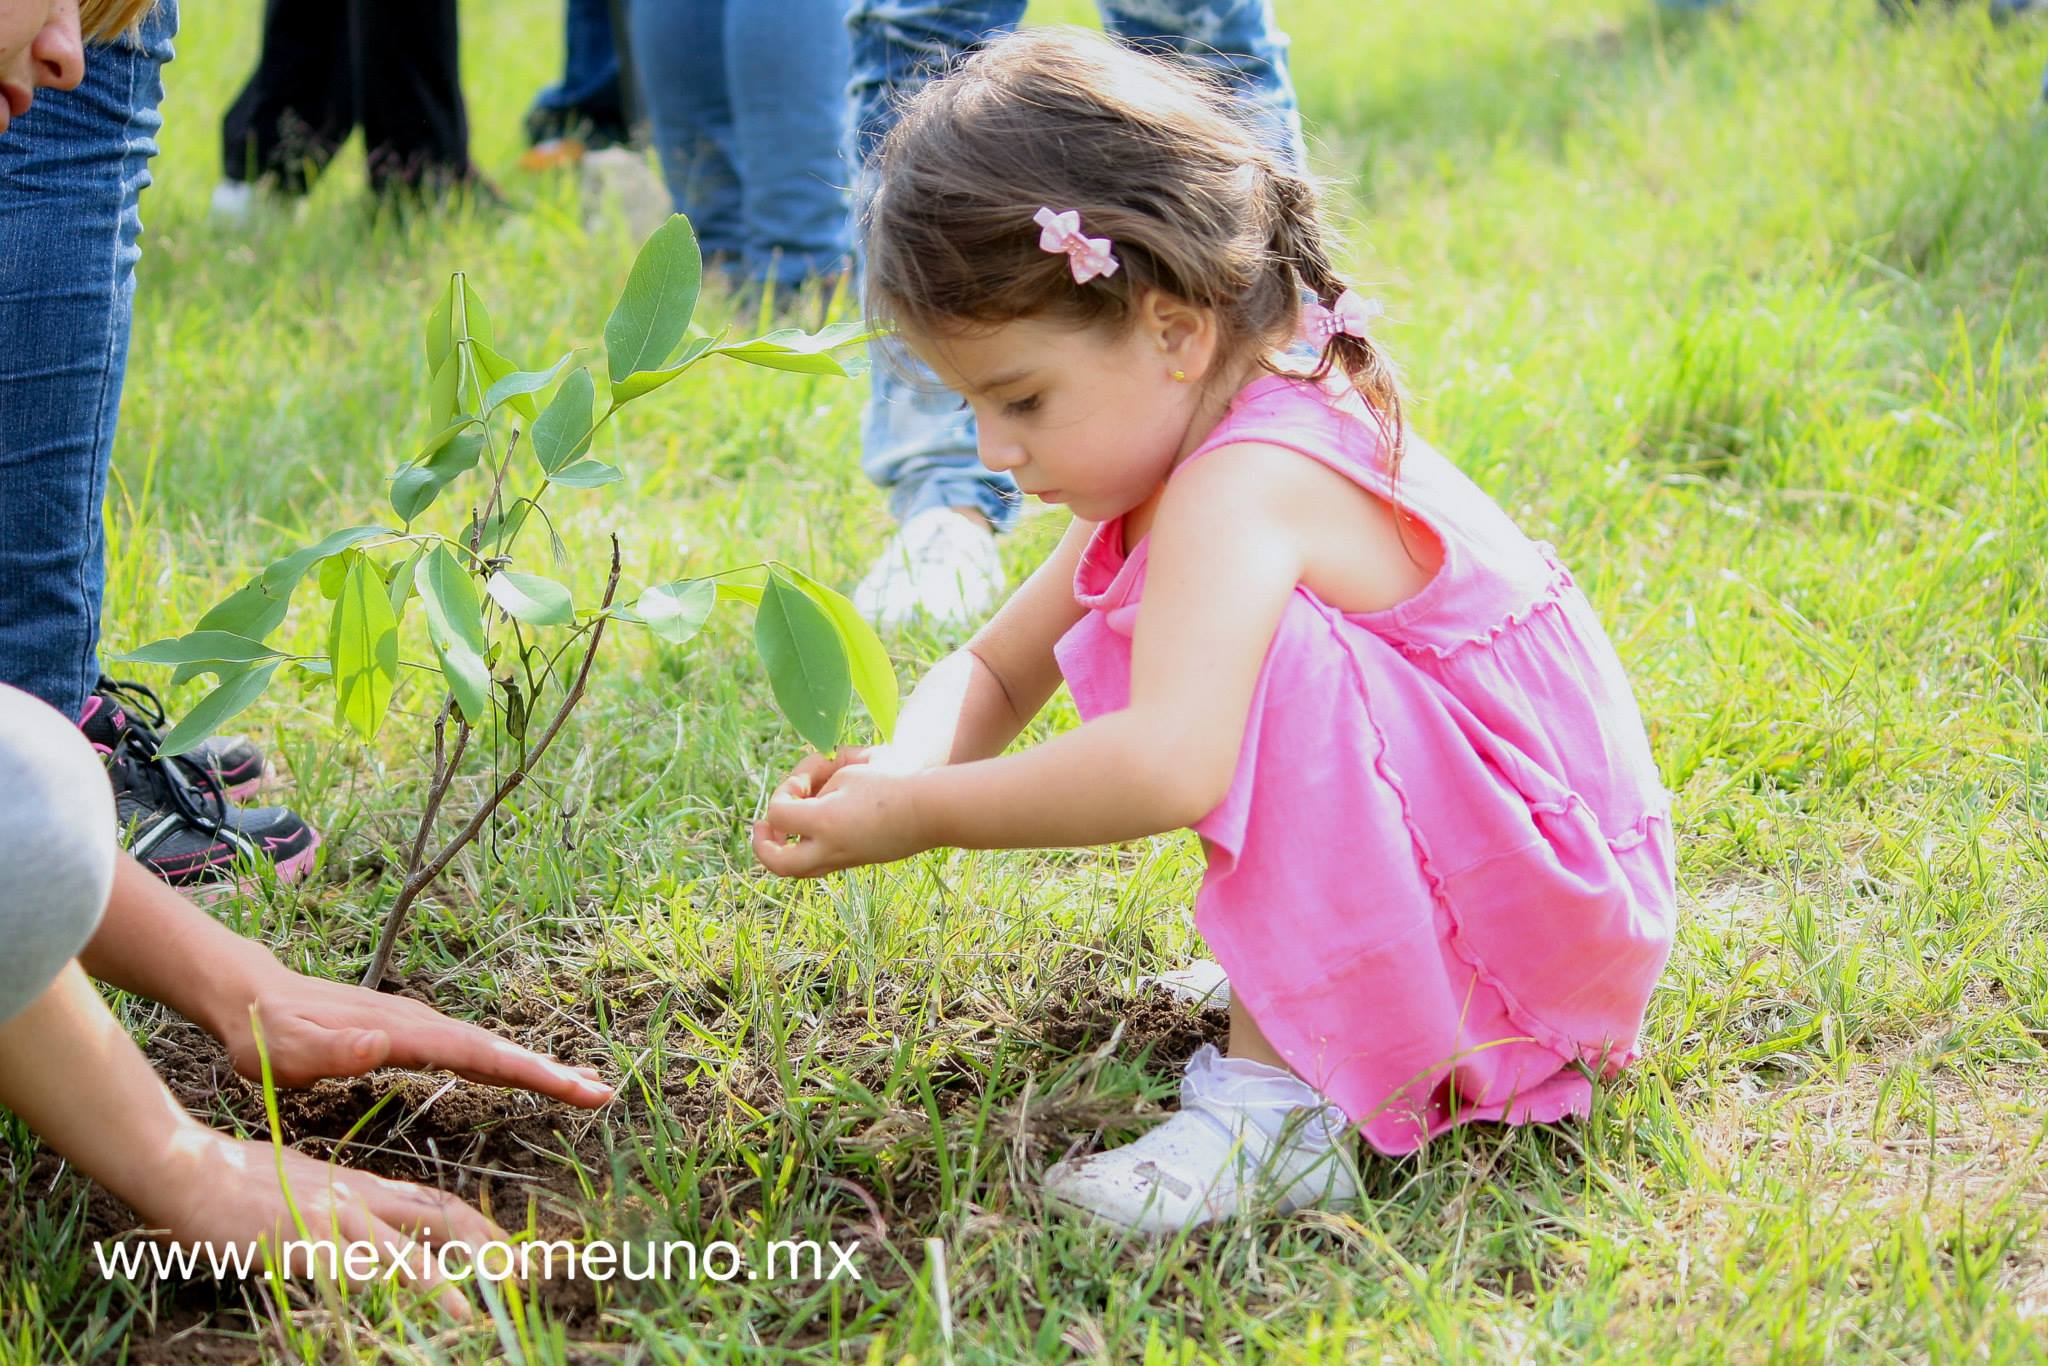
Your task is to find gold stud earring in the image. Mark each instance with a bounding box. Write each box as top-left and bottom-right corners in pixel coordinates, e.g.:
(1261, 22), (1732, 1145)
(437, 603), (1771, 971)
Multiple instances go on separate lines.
(1171, 368), (1188, 383)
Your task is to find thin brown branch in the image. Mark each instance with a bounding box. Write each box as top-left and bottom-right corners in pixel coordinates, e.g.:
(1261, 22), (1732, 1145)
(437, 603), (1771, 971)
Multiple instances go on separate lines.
(405, 701), (471, 878)
(360, 536), (622, 988)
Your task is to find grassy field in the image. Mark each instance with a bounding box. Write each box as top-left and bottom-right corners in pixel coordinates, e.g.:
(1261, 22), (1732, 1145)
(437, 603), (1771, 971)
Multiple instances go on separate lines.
(4, 0), (2047, 1359)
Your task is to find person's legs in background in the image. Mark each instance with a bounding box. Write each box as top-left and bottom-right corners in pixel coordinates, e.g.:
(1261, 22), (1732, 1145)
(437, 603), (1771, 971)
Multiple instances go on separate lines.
(0, 0), (320, 890)
(1100, 0), (1305, 170)
(725, 0), (854, 288)
(844, 0), (1306, 629)
(629, 0), (749, 273)
(846, 0), (1024, 630)
(0, 0), (175, 724)
(351, 0), (475, 197)
(524, 0), (630, 165)
(215, 0), (354, 214)
(629, 1), (853, 288)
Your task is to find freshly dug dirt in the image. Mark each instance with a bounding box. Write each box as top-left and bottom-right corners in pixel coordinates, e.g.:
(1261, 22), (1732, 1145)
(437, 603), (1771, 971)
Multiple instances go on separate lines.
(58, 965), (1226, 1361)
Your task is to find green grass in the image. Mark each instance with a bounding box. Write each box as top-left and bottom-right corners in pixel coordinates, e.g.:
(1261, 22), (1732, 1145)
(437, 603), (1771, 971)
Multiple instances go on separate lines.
(5, 0), (2048, 1359)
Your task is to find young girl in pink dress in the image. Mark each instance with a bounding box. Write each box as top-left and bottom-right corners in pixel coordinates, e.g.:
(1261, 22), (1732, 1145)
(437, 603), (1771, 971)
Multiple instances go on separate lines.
(752, 27), (1677, 1233)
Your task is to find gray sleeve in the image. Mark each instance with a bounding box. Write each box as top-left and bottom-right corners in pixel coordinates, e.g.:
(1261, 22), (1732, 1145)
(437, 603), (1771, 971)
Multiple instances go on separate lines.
(0, 685), (116, 1028)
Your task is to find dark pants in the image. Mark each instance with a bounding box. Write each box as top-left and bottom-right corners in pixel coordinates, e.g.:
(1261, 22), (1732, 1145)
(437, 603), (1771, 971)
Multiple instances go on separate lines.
(220, 0), (471, 195)
(525, 0), (633, 147)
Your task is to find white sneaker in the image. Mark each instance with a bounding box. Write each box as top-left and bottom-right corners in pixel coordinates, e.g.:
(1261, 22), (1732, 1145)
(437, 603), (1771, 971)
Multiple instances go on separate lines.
(1042, 1045), (1357, 1234)
(209, 178), (295, 225)
(1141, 959), (1233, 1011)
(208, 179), (258, 223)
(853, 507), (1005, 630)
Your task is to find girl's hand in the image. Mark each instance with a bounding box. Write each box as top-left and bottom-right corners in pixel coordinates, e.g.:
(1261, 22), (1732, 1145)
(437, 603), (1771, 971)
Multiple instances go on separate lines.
(148, 1127), (502, 1320)
(751, 762), (932, 877)
(776, 744), (875, 792)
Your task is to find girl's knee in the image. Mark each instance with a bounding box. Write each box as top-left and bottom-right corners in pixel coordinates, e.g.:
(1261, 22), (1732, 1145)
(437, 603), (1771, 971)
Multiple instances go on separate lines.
(0, 685), (117, 1015)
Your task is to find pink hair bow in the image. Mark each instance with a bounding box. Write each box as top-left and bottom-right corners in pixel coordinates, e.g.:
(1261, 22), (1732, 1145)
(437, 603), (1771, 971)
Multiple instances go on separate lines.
(1034, 207), (1119, 285)
(1301, 290), (1383, 346)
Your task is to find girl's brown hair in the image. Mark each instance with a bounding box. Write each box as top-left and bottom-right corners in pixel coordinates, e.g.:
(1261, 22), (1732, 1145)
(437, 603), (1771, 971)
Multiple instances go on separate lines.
(81, 0), (156, 41)
(865, 26), (1402, 462)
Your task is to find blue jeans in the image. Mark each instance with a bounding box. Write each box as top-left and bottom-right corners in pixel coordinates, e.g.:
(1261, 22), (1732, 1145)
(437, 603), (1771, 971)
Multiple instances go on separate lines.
(628, 0), (854, 286)
(0, 1), (177, 722)
(847, 1), (1305, 532)
(528, 0), (628, 142)
(535, 0), (624, 117)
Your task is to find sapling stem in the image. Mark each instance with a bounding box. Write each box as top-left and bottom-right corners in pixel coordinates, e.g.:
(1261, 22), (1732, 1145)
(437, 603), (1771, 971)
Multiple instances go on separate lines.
(359, 535), (623, 988)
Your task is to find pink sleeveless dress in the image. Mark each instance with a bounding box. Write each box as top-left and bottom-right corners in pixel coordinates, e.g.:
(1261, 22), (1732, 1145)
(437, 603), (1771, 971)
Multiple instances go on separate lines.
(1053, 373), (1676, 1155)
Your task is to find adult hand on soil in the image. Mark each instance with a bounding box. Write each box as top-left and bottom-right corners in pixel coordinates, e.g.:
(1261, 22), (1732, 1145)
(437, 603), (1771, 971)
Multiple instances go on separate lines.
(213, 964), (613, 1107)
(146, 1126), (501, 1321)
(751, 761), (933, 877)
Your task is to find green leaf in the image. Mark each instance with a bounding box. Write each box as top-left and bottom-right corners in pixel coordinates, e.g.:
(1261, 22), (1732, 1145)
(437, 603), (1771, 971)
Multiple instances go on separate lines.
(470, 342), (537, 421)
(502, 677), (529, 743)
(712, 320), (879, 376)
(387, 542), (426, 616)
(483, 349), (575, 419)
(190, 579), (293, 641)
(474, 499), (536, 555)
(419, 545), (491, 724)
(425, 278), (455, 373)
(486, 570), (574, 627)
(755, 569), (850, 753)
(608, 335), (718, 406)
(715, 580), (764, 607)
(458, 277), (494, 351)
(171, 579), (297, 687)
(329, 555), (400, 740)
(531, 367), (595, 474)
(390, 422), (487, 523)
(430, 424), (488, 480)
(605, 214), (703, 383)
(118, 630), (284, 668)
(427, 348), (463, 427)
(548, 459), (622, 488)
(260, 526), (390, 595)
(390, 467), (441, 524)
(636, 579), (716, 646)
(776, 564), (899, 740)
(317, 550), (351, 600)
(158, 662), (281, 758)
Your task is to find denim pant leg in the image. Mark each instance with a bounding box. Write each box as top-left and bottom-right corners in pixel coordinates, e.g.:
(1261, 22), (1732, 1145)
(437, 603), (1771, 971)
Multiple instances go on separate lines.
(0, 1), (177, 721)
(1100, 0), (1305, 170)
(848, 0), (1027, 531)
(536, 0), (624, 114)
(630, 0), (747, 262)
(725, 1), (854, 285)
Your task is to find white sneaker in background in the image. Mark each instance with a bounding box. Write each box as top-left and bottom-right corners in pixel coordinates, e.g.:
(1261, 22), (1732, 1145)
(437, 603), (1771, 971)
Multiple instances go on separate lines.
(854, 507), (1005, 630)
(1042, 1044), (1357, 1234)
(208, 180), (259, 224)
(1141, 960), (1233, 1011)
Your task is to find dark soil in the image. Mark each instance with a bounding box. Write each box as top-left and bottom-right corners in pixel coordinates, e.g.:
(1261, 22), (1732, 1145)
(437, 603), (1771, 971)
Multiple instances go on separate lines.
(52, 968), (1227, 1361)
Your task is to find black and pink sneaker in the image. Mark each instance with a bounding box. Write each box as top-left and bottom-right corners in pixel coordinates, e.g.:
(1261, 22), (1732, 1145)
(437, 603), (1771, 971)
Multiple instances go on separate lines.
(80, 677), (321, 891)
(86, 676), (275, 799)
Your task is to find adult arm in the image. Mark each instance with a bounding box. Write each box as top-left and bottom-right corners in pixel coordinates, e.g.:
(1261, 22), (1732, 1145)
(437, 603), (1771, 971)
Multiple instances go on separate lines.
(0, 961), (495, 1316)
(78, 854), (612, 1105)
